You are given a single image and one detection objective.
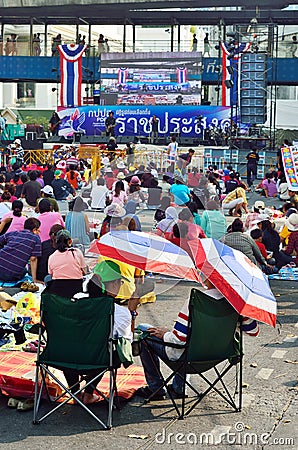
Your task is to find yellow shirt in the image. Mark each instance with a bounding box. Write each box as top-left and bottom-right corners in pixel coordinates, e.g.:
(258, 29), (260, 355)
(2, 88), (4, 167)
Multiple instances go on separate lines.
(279, 225), (291, 245)
(223, 187), (247, 205)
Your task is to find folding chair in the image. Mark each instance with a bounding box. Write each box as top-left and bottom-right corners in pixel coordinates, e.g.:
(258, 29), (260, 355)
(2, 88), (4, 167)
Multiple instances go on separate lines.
(33, 291), (116, 429)
(145, 288), (243, 419)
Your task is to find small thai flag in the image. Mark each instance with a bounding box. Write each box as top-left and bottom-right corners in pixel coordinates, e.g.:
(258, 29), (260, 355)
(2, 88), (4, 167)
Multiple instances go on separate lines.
(176, 67), (187, 84)
(118, 68), (128, 85)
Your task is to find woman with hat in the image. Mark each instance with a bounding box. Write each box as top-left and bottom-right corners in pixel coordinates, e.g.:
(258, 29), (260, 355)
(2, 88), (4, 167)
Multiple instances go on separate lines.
(62, 260), (132, 405)
(100, 203), (126, 237)
(260, 219), (292, 270)
(127, 176), (145, 206)
(47, 229), (87, 297)
(282, 213), (298, 266)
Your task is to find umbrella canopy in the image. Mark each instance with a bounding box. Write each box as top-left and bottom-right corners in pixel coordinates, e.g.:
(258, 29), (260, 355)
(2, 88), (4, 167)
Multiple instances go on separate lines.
(89, 231), (202, 284)
(189, 238), (276, 327)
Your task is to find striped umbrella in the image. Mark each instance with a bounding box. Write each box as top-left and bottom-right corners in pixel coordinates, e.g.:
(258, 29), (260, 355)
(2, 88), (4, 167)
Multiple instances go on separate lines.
(189, 238), (276, 327)
(89, 231), (202, 284)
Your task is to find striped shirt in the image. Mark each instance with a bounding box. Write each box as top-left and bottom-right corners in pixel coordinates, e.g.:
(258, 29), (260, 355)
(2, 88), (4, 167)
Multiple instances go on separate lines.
(163, 288), (259, 361)
(0, 230), (41, 280)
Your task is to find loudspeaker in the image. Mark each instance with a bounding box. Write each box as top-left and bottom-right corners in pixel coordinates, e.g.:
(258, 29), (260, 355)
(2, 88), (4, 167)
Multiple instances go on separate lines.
(180, 138), (193, 147)
(240, 52), (268, 124)
(80, 136), (107, 144)
(47, 136), (72, 144)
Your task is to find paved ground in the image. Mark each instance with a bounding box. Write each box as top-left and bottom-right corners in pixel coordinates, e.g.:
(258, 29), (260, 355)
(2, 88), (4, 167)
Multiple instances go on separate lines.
(0, 190), (297, 450)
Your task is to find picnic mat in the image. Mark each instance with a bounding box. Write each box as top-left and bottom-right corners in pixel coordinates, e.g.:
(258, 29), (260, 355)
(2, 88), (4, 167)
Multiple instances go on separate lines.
(268, 267), (298, 281)
(0, 351), (145, 401)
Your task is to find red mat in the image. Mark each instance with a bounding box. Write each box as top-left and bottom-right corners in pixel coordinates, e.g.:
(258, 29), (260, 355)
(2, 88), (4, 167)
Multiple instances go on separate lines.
(0, 351), (145, 400)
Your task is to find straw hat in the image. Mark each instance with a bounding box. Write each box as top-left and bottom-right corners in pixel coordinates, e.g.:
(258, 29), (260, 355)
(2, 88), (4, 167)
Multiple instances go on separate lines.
(117, 172), (125, 180)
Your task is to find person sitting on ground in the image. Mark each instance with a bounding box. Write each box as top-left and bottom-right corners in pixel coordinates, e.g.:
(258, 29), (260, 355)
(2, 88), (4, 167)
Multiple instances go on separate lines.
(0, 199), (27, 234)
(21, 170), (41, 207)
(111, 171), (129, 193)
(260, 219), (292, 270)
(222, 183), (249, 217)
(201, 199), (227, 239)
(191, 175), (210, 210)
(62, 260), (132, 405)
(279, 213), (298, 267)
(90, 177), (110, 210)
(0, 217), (41, 283)
(37, 199), (64, 243)
(155, 206), (178, 239)
(127, 176), (146, 206)
(36, 185), (59, 212)
(277, 176), (290, 201)
(65, 196), (91, 246)
(154, 197), (171, 224)
(47, 229), (87, 298)
(279, 205), (297, 246)
(4, 183), (17, 202)
(51, 170), (75, 201)
(220, 218), (269, 268)
(245, 200), (265, 230)
(159, 175), (172, 196)
(168, 222), (192, 255)
(187, 167), (200, 188)
(124, 201), (142, 231)
(225, 171), (239, 194)
(147, 178), (162, 210)
(135, 279), (259, 400)
(250, 228), (277, 271)
(111, 180), (127, 207)
(187, 201), (201, 226)
(99, 203), (126, 237)
(65, 164), (82, 190)
(178, 208), (206, 239)
(170, 175), (191, 206)
(36, 224), (65, 284)
(262, 172), (277, 198)
(104, 167), (117, 191)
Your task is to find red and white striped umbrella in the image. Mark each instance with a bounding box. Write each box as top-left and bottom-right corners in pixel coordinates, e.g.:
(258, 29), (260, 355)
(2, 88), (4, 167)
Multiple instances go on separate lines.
(89, 231), (202, 284)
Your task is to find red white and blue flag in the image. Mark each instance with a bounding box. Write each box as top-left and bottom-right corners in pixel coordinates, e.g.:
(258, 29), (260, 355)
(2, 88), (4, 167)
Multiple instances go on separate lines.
(176, 67), (187, 84)
(118, 68), (128, 85)
(58, 44), (87, 107)
(221, 42), (251, 107)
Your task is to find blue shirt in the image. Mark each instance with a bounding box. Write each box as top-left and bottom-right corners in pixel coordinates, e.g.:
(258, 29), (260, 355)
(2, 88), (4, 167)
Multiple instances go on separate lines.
(0, 230), (41, 280)
(170, 184), (191, 205)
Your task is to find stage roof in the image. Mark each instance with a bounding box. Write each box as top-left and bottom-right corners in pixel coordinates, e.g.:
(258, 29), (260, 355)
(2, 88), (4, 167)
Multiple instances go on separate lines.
(0, 1), (298, 25)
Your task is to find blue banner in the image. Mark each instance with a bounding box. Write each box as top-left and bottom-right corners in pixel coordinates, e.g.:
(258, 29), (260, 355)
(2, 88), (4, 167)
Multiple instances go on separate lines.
(58, 105), (231, 138)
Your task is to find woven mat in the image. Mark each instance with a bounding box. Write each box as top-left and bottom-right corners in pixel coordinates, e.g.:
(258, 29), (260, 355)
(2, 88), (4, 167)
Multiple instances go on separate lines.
(0, 351), (145, 400)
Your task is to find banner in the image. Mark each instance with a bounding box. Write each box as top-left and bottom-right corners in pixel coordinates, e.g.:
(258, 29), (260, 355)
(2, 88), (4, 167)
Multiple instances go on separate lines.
(118, 68), (128, 85)
(281, 145), (298, 191)
(57, 105), (230, 138)
(221, 42), (251, 107)
(58, 44), (87, 107)
(176, 67), (187, 84)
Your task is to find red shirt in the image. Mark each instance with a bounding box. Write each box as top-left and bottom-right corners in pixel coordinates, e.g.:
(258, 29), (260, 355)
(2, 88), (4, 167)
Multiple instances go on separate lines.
(255, 241), (268, 259)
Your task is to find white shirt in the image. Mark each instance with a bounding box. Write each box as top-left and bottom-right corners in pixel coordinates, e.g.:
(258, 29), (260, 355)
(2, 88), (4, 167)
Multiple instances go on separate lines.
(90, 185), (110, 209)
(114, 304), (132, 341)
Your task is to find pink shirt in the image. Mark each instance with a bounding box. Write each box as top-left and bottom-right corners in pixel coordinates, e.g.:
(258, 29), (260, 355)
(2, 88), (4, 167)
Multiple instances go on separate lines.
(111, 190), (127, 206)
(48, 248), (85, 279)
(38, 211), (65, 242)
(2, 211), (27, 232)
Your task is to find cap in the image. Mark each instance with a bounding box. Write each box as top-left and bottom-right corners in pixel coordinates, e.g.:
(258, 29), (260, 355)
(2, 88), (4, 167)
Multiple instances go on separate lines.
(130, 176), (141, 185)
(254, 200), (265, 210)
(104, 203), (126, 217)
(286, 213), (298, 231)
(41, 185), (54, 195)
(14, 139), (21, 145)
(54, 170), (62, 177)
(93, 260), (129, 283)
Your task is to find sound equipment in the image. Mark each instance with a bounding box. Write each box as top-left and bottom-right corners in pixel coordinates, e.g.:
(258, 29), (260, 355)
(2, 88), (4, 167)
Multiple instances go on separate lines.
(80, 135), (107, 144)
(240, 53), (267, 125)
(47, 136), (72, 144)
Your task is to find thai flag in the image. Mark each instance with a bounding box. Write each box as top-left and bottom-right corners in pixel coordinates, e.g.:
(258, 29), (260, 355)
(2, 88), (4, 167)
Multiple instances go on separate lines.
(118, 68), (128, 85)
(176, 67), (187, 84)
(58, 44), (87, 107)
(221, 42), (251, 107)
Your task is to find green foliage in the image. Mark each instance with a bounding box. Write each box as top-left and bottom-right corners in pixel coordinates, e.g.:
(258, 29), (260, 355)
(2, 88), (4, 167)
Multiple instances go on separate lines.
(23, 115), (49, 129)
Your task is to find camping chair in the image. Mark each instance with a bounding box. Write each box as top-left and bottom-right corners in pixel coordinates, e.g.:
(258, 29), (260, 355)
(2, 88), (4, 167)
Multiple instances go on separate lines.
(33, 291), (116, 429)
(145, 288), (243, 419)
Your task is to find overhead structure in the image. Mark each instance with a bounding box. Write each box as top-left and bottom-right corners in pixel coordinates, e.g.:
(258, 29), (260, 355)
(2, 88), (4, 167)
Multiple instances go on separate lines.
(0, 0), (297, 25)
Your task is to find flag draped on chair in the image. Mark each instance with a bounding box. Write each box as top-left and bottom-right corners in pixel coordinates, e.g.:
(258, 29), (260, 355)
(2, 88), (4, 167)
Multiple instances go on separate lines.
(58, 44), (87, 107)
(176, 67), (187, 84)
(221, 42), (251, 107)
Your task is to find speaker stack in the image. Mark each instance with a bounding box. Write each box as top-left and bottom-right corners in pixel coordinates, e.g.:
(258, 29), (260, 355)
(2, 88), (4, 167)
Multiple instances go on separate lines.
(240, 53), (267, 125)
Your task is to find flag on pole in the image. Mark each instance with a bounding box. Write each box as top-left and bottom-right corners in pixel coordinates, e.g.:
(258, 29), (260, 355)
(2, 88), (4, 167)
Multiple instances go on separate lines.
(118, 68), (128, 85)
(176, 67), (187, 84)
(58, 44), (87, 107)
(221, 42), (251, 107)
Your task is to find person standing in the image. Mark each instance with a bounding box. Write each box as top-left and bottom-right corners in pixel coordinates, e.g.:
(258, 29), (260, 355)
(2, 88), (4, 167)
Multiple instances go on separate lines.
(150, 115), (159, 144)
(177, 148), (195, 177)
(203, 33), (211, 56)
(105, 111), (116, 137)
(167, 135), (178, 173)
(49, 112), (61, 136)
(246, 147), (259, 187)
(192, 34), (198, 52)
